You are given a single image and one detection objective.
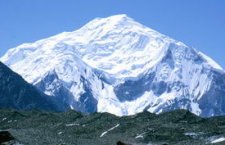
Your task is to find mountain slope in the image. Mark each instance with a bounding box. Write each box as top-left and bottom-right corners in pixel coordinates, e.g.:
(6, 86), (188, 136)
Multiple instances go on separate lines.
(0, 61), (63, 111)
(1, 14), (225, 117)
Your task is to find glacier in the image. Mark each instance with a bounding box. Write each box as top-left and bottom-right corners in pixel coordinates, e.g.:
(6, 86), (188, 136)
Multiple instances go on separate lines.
(1, 14), (225, 117)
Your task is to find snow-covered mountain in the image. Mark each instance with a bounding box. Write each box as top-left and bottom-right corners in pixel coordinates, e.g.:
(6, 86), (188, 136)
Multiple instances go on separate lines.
(1, 14), (225, 117)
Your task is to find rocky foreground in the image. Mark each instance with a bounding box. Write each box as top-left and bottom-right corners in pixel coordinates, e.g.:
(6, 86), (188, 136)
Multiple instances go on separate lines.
(0, 109), (225, 145)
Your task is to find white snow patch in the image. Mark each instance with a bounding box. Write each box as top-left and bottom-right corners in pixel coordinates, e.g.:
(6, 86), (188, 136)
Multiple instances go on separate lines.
(100, 124), (120, 138)
(70, 105), (74, 110)
(211, 137), (225, 144)
(58, 132), (63, 135)
(135, 135), (144, 139)
(65, 123), (79, 127)
(184, 132), (201, 136)
(2, 117), (7, 121)
(135, 132), (146, 139)
(190, 102), (201, 116)
(199, 52), (223, 71)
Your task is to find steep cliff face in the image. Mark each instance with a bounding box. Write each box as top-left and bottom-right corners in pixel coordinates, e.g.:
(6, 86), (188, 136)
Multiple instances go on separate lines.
(0, 62), (62, 111)
(1, 14), (225, 117)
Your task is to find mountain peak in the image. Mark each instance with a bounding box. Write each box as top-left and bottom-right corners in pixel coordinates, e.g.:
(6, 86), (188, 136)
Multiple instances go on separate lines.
(78, 14), (142, 36)
(102, 14), (130, 20)
(1, 15), (223, 79)
(92, 14), (133, 24)
(1, 15), (225, 117)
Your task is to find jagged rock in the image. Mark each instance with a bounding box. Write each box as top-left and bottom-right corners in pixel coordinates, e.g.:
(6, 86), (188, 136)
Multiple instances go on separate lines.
(0, 131), (15, 143)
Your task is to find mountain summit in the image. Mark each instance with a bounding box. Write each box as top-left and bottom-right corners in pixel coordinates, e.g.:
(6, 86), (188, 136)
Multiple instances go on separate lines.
(1, 14), (225, 117)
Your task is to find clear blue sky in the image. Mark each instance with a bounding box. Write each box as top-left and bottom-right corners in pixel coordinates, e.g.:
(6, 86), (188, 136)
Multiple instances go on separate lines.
(0, 0), (225, 68)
